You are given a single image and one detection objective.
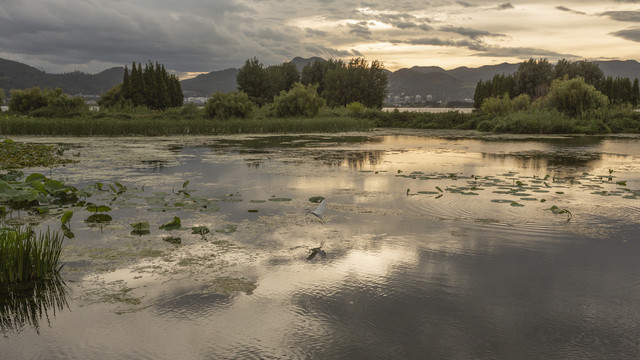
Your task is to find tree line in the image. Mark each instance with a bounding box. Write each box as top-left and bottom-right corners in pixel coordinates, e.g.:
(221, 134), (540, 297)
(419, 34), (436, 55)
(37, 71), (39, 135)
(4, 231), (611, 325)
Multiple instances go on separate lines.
(474, 58), (640, 108)
(236, 57), (388, 109)
(99, 61), (183, 110)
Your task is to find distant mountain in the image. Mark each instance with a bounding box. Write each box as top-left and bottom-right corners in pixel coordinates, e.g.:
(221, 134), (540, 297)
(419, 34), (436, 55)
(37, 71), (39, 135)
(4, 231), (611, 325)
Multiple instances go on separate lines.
(0, 58), (123, 95)
(290, 56), (325, 72)
(595, 60), (640, 80)
(388, 69), (469, 101)
(2, 57), (639, 101)
(180, 68), (239, 97)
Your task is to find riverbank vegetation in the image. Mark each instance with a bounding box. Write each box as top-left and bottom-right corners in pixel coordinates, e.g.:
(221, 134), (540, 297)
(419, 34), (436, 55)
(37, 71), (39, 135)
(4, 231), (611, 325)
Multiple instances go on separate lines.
(0, 58), (639, 135)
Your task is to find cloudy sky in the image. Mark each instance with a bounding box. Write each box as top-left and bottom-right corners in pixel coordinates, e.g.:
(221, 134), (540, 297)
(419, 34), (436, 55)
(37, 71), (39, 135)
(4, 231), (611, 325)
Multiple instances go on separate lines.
(1, 0), (640, 78)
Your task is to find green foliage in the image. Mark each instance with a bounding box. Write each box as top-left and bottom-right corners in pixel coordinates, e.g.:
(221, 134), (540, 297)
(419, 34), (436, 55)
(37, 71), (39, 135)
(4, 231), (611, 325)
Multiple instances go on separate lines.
(272, 83), (325, 117)
(99, 61), (183, 110)
(347, 102), (365, 115)
(236, 58), (300, 107)
(0, 88), (5, 108)
(553, 59), (604, 88)
(0, 227), (64, 285)
(361, 108), (479, 129)
(515, 58), (553, 99)
(480, 93), (530, 116)
(473, 74), (517, 109)
(8, 87), (87, 117)
(205, 91), (255, 119)
(539, 77), (609, 119)
(301, 59), (345, 97)
(8, 88), (48, 114)
(322, 58), (388, 108)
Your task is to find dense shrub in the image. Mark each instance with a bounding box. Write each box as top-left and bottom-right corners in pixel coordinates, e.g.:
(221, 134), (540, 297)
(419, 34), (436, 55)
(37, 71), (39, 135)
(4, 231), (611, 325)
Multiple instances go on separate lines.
(537, 77), (608, 119)
(480, 93), (530, 116)
(9, 87), (87, 116)
(8, 88), (48, 114)
(205, 91), (254, 119)
(272, 83), (325, 117)
(347, 102), (365, 115)
(489, 110), (576, 134)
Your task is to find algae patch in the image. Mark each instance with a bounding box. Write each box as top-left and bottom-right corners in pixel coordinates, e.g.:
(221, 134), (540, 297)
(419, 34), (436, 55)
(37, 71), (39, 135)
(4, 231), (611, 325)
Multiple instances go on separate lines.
(0, 139), (75, 170)
(207, 276), (257, 295)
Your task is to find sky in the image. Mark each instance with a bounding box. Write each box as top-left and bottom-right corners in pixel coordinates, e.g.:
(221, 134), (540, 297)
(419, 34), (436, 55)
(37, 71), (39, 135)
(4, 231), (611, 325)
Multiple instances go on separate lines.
(1, 0), (640, 79)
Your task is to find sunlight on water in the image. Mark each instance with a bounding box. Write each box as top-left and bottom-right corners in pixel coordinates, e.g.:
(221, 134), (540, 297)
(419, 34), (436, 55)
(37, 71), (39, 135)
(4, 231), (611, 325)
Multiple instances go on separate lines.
(2, 131), (640, 359)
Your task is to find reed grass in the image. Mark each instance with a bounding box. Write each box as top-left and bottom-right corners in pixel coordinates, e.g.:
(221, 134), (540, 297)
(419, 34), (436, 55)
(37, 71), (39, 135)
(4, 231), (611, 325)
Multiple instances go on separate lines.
(0, 109), (375, 136)
(0, 227), (64, 285)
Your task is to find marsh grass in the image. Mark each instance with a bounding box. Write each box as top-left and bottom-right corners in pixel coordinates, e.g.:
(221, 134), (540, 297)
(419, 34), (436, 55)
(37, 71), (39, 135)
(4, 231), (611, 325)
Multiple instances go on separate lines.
(0, 227), (64, 285)
(0, 106), (375, 136)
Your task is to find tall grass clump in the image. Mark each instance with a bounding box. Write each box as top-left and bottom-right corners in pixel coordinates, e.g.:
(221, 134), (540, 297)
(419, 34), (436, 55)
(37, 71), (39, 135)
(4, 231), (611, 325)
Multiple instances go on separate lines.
(0, 227), (64, 285)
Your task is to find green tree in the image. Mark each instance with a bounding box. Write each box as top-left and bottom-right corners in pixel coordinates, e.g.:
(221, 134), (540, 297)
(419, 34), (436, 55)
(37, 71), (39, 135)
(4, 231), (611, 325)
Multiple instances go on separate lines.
(515, 58), (553, 99)
(301, 59), (344, 96)
(322, 58), (388, 108)
(236, 57), (271, 106)
(540, 77), (608, 118)
(122, 66), (132, 100)
(0, 88), (5, 109)
(632, 78), (639, 107)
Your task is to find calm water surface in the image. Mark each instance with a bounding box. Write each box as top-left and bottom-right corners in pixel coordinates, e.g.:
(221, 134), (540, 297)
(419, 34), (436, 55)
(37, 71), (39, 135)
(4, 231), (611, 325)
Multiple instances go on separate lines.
(2, 130), (640, 359)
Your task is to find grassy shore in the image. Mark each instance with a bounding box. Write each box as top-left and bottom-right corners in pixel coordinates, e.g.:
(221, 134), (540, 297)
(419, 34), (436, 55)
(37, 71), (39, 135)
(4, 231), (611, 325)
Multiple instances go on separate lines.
(1, 105), (639, 136)
(0, 107), (375, 136)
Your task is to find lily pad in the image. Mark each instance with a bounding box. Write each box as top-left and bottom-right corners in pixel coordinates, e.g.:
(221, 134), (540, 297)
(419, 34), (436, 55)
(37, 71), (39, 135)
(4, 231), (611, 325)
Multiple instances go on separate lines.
(268, 197), (292, 202)
(86, 214), (113, 223)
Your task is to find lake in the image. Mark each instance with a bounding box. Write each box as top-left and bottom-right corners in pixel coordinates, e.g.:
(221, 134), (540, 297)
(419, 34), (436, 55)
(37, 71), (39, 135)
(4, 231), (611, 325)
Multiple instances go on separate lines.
(2, 130), (640, 359)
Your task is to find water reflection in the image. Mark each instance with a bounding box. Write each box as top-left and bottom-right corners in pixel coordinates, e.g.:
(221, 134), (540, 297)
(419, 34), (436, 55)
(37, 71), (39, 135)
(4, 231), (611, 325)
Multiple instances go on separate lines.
(0, 277), (69, 336)
(3, 133), (640, 358)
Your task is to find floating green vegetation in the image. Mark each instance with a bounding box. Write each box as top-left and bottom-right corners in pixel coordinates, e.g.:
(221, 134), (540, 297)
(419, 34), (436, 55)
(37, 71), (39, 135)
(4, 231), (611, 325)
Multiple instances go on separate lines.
(308, 196), (325, 203)
(0, 172), (87, 213)
(0, 139), (75, 170)
(250, 200), (267, 203)
(130, 221), (151, 236)
(268, 197), (292, 202)
(546, 205), (573, 220)
(85, 203), (113, 224)
(208, 276), (257, 295)
(0, 227), (64, 285)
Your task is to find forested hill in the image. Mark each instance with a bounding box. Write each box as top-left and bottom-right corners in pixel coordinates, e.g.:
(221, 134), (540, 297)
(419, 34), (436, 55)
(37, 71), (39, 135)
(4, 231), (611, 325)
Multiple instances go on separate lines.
(0, 58), (123, 95)
(2, 57), (639, 101)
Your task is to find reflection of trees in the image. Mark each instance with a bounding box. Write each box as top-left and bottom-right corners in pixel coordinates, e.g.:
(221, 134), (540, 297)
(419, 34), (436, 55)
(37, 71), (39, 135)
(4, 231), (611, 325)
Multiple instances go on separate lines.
(313, 150), (385, 169)
(1, 276), (69, 336)
(482, 151), (602, 172)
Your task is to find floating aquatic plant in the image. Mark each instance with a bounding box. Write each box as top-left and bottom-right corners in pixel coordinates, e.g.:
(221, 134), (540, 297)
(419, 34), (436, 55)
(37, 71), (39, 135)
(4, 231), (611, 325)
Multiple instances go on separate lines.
(546, 205), (573, 220)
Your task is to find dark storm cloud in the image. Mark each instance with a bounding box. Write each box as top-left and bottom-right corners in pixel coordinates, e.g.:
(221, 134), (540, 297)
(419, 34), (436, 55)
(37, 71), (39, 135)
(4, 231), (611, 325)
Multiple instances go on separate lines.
(456, 1), (476, 8)
(600, 11), (640, 22)
(348, 22), (373, 38)
(556, 6), (586, 15)
(395, 36), (577, 60)
(439, 26), (505, 39)
(357, 10), (433, 31)
(495, 3), (514, 10)
(396, 37), (487, 51)
(610, 27), (640, 42)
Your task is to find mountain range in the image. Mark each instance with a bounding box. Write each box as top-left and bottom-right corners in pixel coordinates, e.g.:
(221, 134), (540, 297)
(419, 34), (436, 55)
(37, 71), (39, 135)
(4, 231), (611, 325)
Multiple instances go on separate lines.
(2, 57), (639, 103)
